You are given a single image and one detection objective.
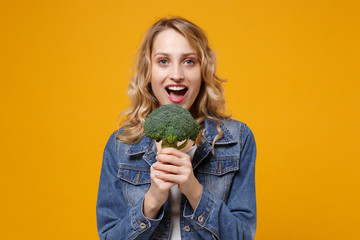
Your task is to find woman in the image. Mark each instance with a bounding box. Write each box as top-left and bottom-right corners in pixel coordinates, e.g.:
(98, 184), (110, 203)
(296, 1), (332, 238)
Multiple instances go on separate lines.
(96, 17), (257, 240)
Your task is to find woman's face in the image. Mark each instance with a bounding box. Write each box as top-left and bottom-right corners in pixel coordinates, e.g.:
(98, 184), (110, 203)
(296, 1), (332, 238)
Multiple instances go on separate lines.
(150, 29), (202, 110)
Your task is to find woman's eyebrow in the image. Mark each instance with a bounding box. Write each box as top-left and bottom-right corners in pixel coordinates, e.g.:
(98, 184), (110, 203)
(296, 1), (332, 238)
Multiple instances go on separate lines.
(182, 53), (197, 57)
(153, 52), (197, 57)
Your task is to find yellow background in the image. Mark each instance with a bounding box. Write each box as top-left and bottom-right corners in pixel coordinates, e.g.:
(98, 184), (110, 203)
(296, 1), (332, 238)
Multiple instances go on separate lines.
(1, 0), (359, 239)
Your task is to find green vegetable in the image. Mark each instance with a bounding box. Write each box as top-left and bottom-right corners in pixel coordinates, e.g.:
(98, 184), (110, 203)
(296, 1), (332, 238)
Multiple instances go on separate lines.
(144, 104), (200, 149)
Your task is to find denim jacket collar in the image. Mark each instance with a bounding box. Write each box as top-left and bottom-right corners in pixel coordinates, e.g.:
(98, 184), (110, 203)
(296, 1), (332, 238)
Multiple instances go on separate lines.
(192, 119), (238, 169)
(126, 134), (157, 166)
(126, 134), (154, 156)
(125, 118), (238, 167)
(202, 118), (237, 145)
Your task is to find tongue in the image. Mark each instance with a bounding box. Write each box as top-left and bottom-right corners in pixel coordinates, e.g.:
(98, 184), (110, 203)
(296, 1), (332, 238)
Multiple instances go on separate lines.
(169, 90), (184, 99)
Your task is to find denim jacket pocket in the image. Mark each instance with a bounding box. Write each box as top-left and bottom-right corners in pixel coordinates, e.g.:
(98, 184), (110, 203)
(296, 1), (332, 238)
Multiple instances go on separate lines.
(196, 155), (239, 201)
(117, 164), (151, 206)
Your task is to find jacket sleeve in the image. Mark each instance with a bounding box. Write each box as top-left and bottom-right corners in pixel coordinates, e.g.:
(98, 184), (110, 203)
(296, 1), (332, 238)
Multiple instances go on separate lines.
(96, 133), (163, 240)
(183, 124), (257, 240)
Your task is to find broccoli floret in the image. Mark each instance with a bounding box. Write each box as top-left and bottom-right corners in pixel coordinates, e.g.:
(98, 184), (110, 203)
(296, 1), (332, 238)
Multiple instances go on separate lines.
(144, 104), (200, 149)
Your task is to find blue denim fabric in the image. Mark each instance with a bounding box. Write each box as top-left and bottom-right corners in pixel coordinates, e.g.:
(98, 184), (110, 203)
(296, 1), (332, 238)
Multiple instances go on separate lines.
(96, 118), (257, 240)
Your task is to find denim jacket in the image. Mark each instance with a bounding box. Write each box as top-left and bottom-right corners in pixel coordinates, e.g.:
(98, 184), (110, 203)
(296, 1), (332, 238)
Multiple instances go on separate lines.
(96, 118), (257, 240)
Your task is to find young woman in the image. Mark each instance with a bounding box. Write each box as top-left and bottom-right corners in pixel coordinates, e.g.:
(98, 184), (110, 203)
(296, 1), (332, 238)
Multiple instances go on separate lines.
(96, 17), (257, 240)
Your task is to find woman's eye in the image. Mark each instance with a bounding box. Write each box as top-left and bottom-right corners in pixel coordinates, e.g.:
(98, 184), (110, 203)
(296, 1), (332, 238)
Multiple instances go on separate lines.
(159, 59), (168, 65)
(184, 59), (195, 65)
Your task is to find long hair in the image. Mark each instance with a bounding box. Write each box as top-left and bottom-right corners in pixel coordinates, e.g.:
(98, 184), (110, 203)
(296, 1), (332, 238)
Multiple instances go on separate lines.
(117, 17), (230, 146)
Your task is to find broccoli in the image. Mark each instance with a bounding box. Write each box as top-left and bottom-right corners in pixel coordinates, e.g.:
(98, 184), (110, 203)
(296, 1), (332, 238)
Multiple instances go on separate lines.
(144, 104), (200, 149)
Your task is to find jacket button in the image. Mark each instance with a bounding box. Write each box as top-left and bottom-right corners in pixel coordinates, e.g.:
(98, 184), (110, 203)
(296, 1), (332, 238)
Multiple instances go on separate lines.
(139, 222), (147, 229)
(198, 215), (204, 223)
(184, 225), (191, 232)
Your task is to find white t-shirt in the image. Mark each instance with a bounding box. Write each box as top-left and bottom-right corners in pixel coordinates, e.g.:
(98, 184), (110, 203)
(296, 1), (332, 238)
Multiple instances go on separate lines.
(169, 145), (197, 239)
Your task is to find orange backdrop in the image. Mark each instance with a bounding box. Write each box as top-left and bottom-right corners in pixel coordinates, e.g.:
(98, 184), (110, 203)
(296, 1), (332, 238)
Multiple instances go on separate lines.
(1, 0), (359, 239)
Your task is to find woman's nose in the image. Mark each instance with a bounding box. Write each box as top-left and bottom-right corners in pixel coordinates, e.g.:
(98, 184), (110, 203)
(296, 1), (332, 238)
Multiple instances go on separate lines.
(170, 65), (184, 81)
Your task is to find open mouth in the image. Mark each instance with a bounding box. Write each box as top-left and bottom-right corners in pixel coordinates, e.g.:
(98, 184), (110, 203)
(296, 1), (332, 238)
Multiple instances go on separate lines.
(165, 85), (188, 103)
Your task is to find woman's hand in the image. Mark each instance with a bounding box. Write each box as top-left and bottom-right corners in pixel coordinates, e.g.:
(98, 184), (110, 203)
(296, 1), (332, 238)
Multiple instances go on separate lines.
(143, 163), (176, 219)
(153, 147), (202, 210)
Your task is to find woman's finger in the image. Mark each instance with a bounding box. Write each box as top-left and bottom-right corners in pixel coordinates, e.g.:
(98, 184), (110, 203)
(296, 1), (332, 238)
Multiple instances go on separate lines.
(159, 147), (188, 158)
(150, 166), (175, 189)
(155, 171), (191, 185)
(156, 153), (191, 168)
(153, 162), (182, 174)
(156, 154), (183, 166)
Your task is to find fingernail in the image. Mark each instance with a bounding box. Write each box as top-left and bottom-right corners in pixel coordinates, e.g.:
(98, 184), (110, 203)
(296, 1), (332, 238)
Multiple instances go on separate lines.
(152, 163), (157, 168)
(155, 173), (159, 177)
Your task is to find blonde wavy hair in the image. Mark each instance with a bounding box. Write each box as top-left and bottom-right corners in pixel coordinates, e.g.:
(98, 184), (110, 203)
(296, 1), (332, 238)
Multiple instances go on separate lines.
(117, 17), (230, 146)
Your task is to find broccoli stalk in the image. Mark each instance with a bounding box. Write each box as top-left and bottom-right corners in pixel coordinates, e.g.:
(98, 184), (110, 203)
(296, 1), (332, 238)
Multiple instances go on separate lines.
(144, 104), (200, 150)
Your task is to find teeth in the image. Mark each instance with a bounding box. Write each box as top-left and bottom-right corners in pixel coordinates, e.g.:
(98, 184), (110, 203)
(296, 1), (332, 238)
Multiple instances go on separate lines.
(167, 86), (186, 91)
